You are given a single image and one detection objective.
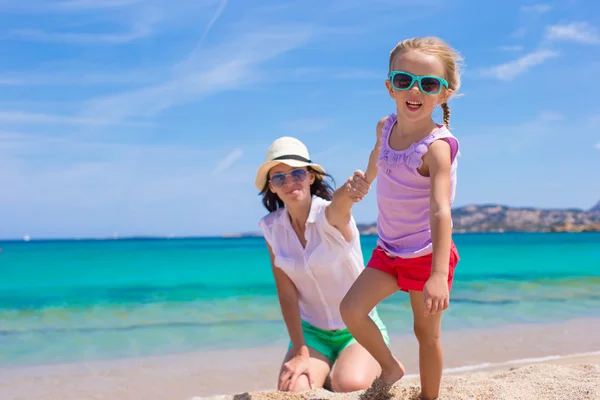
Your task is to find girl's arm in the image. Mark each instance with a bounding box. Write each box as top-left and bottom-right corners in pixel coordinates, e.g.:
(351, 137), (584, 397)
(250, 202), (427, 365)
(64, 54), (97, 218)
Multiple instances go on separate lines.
(364, 117), (387, 184)
(422, 139), (453, 315)
(266, 241), (308, 357)
(325, 117), (387, 241)
(425, 139), (453, 278)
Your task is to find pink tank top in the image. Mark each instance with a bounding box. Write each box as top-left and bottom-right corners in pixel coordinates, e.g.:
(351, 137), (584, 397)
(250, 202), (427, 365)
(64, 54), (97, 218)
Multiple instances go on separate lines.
(375, 113), (459, 258)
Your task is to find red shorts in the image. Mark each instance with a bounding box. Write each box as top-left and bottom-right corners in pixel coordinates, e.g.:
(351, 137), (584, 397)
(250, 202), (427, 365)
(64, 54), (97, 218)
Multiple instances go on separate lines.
(367, 243), (459, 292)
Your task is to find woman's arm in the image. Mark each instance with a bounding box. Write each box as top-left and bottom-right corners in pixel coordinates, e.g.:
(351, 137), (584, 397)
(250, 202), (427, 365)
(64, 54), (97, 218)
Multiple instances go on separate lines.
(266, 241), (308, 356)
(325, 185), (357, 243)
(266, 241), (313, 391)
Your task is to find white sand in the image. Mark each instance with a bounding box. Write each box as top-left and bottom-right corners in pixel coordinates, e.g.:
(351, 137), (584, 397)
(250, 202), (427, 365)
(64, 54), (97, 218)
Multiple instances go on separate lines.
(217, 363), (600, 400)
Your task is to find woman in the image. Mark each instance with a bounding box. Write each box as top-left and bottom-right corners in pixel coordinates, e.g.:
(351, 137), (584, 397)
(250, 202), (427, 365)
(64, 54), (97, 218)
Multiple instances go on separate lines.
(256, 136), (390, 393)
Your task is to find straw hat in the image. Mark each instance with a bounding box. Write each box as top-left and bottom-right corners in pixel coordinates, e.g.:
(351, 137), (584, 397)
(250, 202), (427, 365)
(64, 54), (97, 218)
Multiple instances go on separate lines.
(254, 136), (325, 191)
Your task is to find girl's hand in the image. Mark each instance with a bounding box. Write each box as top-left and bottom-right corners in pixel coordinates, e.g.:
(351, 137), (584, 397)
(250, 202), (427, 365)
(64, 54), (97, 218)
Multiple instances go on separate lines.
(278, 354), (313, 392)
(423, 272), (449, 316)
(345, 170), (371, 202)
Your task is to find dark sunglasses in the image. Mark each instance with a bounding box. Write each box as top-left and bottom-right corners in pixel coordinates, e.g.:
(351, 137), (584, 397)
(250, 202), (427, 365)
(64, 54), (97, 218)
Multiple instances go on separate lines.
(389, 71), (448, 95)
(269, 169), (308, 188)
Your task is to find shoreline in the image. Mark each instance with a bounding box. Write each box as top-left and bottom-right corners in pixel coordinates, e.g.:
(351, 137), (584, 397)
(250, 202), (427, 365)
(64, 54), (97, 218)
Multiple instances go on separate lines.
(2, 316), (599, 372)
(2, 317), (600, 400)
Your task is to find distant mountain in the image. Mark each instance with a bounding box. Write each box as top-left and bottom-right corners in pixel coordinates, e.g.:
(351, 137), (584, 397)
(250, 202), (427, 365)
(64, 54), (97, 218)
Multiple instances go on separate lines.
(357, 203), (600, 234)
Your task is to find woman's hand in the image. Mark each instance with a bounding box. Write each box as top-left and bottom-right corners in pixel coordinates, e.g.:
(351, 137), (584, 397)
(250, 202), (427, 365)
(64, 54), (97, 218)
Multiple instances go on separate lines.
(278, 353), (313, 392)
(345, 170), (371, 202)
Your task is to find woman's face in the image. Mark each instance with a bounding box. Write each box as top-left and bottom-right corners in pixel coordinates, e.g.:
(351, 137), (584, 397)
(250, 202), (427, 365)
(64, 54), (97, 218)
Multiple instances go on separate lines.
(268, 164), (315, 205)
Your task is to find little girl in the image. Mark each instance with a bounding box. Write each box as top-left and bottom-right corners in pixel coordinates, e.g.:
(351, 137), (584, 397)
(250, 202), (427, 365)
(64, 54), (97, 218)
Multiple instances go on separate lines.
(340, 36), (462, 400)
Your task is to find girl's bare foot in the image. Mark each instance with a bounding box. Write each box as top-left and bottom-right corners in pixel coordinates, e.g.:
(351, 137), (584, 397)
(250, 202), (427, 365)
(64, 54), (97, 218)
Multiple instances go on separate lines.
(379, 357), (405, 385)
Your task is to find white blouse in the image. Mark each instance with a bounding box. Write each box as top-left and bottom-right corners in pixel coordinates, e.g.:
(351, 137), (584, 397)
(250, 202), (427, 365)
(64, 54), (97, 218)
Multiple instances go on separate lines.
(259, 195), (373, 331)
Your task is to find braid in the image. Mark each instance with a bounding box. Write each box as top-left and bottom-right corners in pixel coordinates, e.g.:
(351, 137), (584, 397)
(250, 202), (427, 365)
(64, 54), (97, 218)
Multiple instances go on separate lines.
(441, 102), (450, 127)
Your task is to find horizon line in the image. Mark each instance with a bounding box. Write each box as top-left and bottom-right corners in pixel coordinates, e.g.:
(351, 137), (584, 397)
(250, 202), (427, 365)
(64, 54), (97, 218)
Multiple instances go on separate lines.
(1, 202), (597, 242)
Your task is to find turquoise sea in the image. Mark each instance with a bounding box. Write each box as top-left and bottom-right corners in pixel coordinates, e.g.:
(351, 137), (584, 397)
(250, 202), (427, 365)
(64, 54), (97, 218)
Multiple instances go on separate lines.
(1, 233), (599, 367)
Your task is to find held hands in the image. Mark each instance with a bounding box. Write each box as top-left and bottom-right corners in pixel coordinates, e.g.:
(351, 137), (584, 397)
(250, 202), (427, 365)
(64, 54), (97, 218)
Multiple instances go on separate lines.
(345, 170), (371, 202)
(278, 353), (313, 392)
(423, 272), (449, 316)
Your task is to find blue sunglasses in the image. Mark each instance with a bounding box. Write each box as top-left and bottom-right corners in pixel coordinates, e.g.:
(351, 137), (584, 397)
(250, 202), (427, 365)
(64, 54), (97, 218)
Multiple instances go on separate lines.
(389, 71), (448, 95)
(269, 169), (308, 188)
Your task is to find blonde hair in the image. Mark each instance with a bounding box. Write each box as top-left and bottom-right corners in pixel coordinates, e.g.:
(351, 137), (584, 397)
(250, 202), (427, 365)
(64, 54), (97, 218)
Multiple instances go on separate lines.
(388, 36), (463, 128)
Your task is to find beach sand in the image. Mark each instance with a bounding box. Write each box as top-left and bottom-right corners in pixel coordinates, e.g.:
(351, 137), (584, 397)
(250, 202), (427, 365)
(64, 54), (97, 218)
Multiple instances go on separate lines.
(1, 318), (599, 400)
(214, 361), (600, 400)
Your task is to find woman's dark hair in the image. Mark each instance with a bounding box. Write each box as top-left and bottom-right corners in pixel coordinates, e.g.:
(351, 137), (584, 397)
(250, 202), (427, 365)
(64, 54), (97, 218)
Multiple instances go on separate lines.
(260, 166), (335, 213)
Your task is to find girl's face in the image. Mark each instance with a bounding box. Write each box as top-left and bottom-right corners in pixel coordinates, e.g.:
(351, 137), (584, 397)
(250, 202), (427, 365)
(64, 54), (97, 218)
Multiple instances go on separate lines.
(268, 164), (315, 205)
(385, 50), (452, 124)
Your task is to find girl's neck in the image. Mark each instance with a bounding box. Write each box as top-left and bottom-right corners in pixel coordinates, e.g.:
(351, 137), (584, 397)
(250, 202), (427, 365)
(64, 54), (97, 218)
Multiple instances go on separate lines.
(394, 113), (438, 139)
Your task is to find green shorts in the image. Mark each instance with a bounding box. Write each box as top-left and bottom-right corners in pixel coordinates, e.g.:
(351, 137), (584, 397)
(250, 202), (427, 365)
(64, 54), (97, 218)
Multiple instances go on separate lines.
(290, 310), (390, 362)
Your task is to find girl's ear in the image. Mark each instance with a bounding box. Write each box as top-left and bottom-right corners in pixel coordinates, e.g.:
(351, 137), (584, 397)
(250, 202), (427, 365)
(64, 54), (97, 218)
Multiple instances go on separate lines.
(441, 88), (454, 104)
(444, 89), (454, 103)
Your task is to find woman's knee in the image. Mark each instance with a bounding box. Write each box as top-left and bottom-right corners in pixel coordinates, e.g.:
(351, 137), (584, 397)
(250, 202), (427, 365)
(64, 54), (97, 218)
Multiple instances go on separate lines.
(292, 375), (313, 392)
(278, 373), (312, 393)
(331, 373), (373, 393)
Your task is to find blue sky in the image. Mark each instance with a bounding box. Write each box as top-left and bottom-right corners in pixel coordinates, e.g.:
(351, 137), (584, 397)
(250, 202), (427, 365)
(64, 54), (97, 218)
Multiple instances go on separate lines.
(1, 0), (599, 239)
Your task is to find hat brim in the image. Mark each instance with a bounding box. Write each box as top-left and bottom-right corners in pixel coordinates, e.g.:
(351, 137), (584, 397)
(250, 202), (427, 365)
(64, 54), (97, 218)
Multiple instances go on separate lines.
(254, 159), (326, 191)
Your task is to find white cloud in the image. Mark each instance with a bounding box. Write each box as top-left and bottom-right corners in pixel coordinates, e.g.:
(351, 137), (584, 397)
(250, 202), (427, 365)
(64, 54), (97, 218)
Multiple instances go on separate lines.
(480, 49), (559, 80)
(0, 70), (162, 86)
(460, 111), (564, 154)
(499, 45), (524, 52)
(335, 69), (382, 80)
(586, 115), (600, 128)
(6, 1), (218, 44)
(0, 131), (205, 160)
(82, 26), (315, 122)
(546, 22), (600, 44)
(14, 26), (152, 44)
(0, 111), (150, 127)
(0, 79), (19, 85)
(0, 131), (209, 183)
(595, 143), (600, 150)
(212, 148), (244, 174)
(192, 0), (227, 50)
(0, 131), (219, 238)
(52, 0), (143, 10)
(520, 4), (553, 13)
(511, 27), (528, 39)
(13, 10), (160, 44)
(311, 145), (344, 160)
(283, 118), (332, 134)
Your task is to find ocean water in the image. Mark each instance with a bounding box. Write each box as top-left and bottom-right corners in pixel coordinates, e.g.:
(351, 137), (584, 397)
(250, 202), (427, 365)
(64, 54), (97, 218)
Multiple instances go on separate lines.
(1, 233), (599, 367)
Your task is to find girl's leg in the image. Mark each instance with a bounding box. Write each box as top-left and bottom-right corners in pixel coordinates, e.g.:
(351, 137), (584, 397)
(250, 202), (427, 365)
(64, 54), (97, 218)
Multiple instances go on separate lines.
(409, 290), (444, 400)
(278, 347), (332, 392)
(339, 268), (404, 384)
(329, 342), (381, 392)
